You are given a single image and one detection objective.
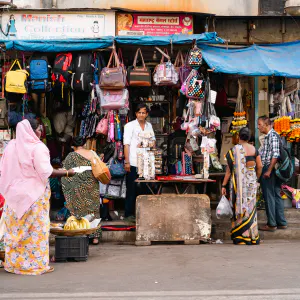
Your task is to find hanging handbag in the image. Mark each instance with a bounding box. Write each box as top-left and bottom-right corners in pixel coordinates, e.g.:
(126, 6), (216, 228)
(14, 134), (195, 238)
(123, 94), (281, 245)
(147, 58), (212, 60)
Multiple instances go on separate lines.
(109, 157), (126, 178)
(100, 178), (126, 200)
(99, 88), (129, 110)
(99, 48), (126, 89)
(187, 42), (203, 67)
(90, 150), (111, 184)
(179, 54), (192, 84)
(96, 114), (109, 135)
(5, 59), (29, 94)
(185, 70), (205, 100)
(153, 47), (178, 86)
(127, 48), (151, 87)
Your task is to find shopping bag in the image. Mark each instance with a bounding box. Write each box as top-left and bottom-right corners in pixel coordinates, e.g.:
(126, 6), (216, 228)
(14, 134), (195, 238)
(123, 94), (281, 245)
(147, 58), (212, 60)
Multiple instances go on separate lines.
(216, 195), (233, 219)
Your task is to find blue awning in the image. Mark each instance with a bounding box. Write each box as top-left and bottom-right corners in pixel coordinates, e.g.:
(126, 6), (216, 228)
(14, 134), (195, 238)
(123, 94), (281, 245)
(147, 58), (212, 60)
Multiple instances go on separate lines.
(4, 37), (114, 52)
(115, 32), (225, 46)
(2, 32), (224, 52)
(201, 41), (300, 78)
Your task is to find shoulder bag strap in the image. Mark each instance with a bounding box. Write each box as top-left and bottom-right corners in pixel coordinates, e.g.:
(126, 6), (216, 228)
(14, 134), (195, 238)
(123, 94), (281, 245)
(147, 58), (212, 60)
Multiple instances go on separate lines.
(9, 59), (22, 71)
(107, 48), (120, 68)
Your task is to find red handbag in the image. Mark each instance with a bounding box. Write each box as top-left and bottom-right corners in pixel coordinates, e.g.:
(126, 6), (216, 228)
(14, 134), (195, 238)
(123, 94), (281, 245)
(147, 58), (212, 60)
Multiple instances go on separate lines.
(96, 115), (109, 136)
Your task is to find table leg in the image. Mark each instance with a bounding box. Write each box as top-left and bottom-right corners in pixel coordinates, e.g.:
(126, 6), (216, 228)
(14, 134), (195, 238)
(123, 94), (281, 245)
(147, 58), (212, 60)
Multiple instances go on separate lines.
(182, 184), (192, 194)
(175, 184), (180, 194)
(146, 183), (155, 195)
(157, 183), (163, 195)
(203, 182), (207, 194)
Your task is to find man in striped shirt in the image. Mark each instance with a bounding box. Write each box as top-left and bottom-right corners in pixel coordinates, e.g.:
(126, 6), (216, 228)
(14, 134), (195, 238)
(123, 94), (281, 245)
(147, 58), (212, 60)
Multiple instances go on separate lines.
(258, 116), (287, 232)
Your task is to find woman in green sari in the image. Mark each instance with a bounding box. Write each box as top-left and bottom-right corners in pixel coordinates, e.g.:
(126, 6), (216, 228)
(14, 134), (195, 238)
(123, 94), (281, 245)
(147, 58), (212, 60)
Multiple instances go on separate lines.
(62, 136), (102, 245)
(222, 128), (263, 245)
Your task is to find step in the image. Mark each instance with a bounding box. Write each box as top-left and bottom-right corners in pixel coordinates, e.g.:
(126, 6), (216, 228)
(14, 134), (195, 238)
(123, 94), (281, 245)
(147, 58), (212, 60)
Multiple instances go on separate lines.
(211, 208), (300, 240)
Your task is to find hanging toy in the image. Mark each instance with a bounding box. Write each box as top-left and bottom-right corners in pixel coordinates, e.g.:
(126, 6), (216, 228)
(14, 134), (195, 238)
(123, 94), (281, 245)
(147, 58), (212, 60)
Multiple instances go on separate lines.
(109, 111), (115, 142)
(116, 113), (122, 141)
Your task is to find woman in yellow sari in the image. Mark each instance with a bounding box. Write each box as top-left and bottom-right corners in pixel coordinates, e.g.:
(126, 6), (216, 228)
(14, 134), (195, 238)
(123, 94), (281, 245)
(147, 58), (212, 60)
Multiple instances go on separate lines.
(222, 128), (263, 245)
(0, 119), (74, 275)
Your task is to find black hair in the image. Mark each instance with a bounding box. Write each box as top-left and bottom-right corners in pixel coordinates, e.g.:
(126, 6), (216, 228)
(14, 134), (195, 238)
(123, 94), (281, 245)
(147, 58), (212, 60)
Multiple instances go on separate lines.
(249, 135), (255, 144)
(258, 115), (271, 126)
(28, 119), (39, 131)
(72, 136), (86, 147)
(239, 127), (251, 142)
(135, 103), (150, 113)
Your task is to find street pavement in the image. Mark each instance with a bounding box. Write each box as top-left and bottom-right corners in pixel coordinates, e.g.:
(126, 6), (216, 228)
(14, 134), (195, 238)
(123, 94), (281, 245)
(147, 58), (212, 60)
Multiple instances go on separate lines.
(0, 240), (300, 300)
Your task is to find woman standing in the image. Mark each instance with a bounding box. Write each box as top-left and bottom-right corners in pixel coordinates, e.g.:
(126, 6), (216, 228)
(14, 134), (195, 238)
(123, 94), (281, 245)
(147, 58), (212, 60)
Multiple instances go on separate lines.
(61, 136), (102, 245)
(0, 119), (75, 275)
(222, 128), (263, 245)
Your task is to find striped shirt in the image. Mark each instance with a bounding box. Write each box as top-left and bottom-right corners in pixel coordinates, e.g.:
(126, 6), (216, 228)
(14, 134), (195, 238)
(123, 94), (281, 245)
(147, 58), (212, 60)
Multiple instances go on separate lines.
(260, 129), (281, 167)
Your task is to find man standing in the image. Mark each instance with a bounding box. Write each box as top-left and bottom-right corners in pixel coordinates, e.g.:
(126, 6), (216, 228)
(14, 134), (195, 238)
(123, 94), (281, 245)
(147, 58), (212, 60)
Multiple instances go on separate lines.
(123, 104), (155, 221)
(258, 116), (287, 231)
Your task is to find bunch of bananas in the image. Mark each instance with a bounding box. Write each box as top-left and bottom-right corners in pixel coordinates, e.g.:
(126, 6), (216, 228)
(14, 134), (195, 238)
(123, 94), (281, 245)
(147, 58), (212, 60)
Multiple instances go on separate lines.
(64, 216), (90, 230)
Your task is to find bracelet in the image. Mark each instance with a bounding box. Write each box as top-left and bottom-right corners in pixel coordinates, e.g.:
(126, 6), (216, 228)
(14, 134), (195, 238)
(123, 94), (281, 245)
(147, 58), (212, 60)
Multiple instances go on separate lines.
(222, 185), (227, 188)
(66, 170), (69, 178)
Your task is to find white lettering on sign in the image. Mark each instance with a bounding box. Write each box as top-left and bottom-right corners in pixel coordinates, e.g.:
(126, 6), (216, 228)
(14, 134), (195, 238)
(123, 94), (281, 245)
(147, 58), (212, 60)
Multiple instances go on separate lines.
(137, 16), (179, 25)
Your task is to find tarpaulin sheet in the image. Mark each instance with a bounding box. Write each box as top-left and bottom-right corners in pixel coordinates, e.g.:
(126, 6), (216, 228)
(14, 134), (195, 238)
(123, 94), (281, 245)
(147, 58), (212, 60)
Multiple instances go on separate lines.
(201, 41), (300, 78)
(115, 32), (225, 46)
(4, 37), (114, 52)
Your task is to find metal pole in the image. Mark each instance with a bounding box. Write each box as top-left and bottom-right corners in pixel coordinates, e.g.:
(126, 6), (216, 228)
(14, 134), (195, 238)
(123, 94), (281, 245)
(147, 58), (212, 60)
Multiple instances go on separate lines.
(254, 76), (259, 148)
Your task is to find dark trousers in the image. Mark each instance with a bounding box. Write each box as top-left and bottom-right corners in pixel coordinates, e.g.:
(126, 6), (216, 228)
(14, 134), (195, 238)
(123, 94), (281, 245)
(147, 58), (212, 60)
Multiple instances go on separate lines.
(261, 166), (287, 227)
(125, 166), (138, 217)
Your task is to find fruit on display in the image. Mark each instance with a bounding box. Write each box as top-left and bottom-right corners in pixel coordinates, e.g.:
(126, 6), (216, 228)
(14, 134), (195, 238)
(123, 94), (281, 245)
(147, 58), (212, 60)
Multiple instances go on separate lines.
(63, 216), (91, 230)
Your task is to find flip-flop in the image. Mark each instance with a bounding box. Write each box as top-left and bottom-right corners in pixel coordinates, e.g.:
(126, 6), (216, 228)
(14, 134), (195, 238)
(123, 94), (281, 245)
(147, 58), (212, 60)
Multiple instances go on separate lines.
(44, 267), (54, 274)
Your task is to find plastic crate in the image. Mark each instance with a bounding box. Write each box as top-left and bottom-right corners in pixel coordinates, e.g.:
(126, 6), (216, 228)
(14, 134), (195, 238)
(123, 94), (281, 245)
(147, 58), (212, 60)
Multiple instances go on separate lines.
(55, 236), (89, 262)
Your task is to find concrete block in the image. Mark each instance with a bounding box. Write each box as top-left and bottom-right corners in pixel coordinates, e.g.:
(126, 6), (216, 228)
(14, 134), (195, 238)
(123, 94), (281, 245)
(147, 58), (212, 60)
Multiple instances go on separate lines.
(136, 194), (211, 245)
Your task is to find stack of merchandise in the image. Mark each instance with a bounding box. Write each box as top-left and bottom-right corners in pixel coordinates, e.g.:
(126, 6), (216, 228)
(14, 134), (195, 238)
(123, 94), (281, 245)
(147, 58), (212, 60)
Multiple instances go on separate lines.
(137, 131), (156, 180)
(154, 149), (163, 175)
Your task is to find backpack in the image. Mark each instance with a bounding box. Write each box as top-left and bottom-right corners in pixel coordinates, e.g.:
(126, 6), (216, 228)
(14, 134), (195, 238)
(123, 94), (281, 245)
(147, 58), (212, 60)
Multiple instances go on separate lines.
(94, 52), (106, 84)
(274, 132), (293, 182)
(51, 53), (73, 86)
(71, 53), (94, 92)
(27, 54), (50, 92)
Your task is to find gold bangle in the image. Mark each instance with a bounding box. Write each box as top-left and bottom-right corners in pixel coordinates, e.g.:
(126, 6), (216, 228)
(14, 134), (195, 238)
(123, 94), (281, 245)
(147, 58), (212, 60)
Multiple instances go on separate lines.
(66, 170), (69, 177)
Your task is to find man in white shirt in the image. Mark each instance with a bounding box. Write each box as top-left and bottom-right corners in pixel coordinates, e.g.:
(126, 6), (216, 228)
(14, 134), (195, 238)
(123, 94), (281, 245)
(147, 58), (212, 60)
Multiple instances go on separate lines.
(123, 104), (155, 220)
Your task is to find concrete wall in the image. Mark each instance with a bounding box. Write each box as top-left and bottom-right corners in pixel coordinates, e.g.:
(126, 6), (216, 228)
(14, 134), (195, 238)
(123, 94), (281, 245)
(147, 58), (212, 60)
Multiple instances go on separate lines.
(212, 17), (300, 44)
(55, 0), (260, 16)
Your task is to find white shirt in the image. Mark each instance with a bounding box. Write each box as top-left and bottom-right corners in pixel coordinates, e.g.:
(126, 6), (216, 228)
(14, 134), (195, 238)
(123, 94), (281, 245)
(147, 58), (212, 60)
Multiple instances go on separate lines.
(123, 119), (156, 167)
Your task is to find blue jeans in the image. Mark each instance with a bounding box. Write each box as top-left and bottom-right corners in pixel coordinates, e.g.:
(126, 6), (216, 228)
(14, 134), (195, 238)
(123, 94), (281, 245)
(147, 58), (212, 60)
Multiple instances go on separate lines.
(260, 166), (287, 227)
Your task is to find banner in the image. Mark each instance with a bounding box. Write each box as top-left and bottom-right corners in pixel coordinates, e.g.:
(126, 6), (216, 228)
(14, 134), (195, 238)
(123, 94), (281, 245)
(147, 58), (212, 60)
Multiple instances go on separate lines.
(117, 13), (193, 36)
(0, 12), (115, 40)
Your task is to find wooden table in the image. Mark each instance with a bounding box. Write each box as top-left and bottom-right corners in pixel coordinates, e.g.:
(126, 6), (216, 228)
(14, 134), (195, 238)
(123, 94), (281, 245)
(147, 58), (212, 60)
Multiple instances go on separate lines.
(136, 176), (216, 195)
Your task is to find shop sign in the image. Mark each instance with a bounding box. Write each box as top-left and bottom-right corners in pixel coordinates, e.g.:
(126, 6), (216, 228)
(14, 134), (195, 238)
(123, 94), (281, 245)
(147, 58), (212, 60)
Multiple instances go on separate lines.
(0, 12), (116, 40)
(116, 13), (193, 36)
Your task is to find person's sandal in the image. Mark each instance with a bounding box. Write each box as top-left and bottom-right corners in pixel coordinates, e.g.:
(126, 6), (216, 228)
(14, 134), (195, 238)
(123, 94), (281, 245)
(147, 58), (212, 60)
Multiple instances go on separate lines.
(92, 238), (99, 245)
(44, 267), (54, 274)
(277, 225), (288, 229)
(259, 225), (277, 232)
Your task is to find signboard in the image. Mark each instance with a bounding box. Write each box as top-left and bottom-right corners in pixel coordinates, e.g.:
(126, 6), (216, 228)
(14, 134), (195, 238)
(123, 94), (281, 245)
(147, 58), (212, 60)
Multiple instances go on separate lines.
(0, 12), (115, 40)
(117, 13), (193, 36)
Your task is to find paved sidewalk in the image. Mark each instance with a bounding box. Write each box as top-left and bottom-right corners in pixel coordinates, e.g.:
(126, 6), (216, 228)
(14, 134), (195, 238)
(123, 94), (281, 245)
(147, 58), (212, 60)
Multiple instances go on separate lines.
(0, 241), (299, 299)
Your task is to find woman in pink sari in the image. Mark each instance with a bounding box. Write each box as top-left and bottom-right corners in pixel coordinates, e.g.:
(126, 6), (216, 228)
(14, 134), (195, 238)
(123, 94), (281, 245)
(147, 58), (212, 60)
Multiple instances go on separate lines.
(0, 119), (74, 275)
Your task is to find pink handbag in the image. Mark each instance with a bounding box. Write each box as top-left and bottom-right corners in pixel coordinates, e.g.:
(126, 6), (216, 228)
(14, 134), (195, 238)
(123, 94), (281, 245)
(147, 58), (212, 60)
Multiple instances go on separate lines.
(99, 88), (129, 110)
(96, 115), (109, 135)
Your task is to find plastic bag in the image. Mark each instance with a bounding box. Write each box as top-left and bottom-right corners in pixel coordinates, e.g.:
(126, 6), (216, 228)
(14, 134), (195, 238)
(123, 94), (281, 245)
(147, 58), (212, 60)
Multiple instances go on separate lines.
(216, 195), (233, 219)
